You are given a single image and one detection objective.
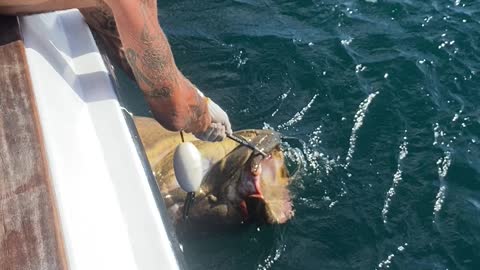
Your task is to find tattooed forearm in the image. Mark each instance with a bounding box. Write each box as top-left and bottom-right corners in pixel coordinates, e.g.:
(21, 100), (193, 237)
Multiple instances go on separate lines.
(80, 3), (135, 79)
(184, 95), (208, 131)
(125, 47), (174, 98)
(140, 15), (160, 45)
(81, 2), (117, 35)
(104, 0), (210, 131)
(142, 47), (166, 70)
(125, 48), (155, 89)
(121, 0), (178, 98)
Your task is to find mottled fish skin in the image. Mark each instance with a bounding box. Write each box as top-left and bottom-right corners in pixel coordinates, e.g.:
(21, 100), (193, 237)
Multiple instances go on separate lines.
(134, 117), (293, 230)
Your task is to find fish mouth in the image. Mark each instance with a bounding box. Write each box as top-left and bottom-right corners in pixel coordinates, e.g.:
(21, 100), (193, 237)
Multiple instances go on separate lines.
(239, 148), (293, 224)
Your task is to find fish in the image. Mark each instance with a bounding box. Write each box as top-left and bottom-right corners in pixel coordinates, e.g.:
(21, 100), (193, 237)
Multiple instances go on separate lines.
(134, 117), (294, 230)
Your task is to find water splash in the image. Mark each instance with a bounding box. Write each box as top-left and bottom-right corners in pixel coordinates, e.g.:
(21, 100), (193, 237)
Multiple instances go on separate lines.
(421, 16), (433, 27)
(437, 152), (451, 178)
(433, 186), (447, 213)
(355, 64), (367, 73)
(432, 121), (453, 222)
(283, 146), (306, 181)
(433, 151), (451, 221)
(328, 200), (339, 208)
(298, 197), (322, 209)
(341, 38), (353, 46)
(280, 90), (291, 100)
(451, 109), (463, 123)
(263, 122), (274, 130)
(294, 124), (345, 208)
(345, 91), (380, 169)
(278, 94), (318, 129)
(376, 243), (408, 270)
(272, 88), (291, 117)
(303, 126), (339, 177)
(310, 125), (322, 146)
(432, 122), (447, 146)
(382, 133), (408, 224)
(256, 244), (286, 270)
(303, 142), (335, 177)
(233, 49), (248, 68)
(377, 254), (395, 269)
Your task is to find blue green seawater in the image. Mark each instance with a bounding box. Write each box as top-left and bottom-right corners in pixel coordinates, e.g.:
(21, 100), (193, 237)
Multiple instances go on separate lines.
(114, 0), (480, 269)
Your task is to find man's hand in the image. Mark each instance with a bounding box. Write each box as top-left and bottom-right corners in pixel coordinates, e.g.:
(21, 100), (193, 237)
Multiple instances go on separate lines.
(104, 0), (232, 138)
(193, 98), (232, 142)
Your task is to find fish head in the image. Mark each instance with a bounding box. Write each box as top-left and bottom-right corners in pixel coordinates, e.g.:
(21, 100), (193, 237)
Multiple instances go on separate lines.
(196, 129), (294, 225)
(238, 146), (293, 224)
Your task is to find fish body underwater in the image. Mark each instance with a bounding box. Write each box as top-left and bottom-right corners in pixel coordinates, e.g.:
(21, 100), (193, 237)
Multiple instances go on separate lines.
(134, 117), (294, 230)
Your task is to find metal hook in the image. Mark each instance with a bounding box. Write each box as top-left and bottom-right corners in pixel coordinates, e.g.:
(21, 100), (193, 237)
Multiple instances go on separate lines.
(227, 134), (268, 157)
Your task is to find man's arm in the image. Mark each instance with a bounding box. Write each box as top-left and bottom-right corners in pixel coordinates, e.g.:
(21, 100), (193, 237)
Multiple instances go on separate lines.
(103, 0), (210, 133)
(80, 4), (135, 80)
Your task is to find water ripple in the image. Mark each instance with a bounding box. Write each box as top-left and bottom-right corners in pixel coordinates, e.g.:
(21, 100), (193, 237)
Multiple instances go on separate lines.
(345, 91), (380, 169)
(256, 244), (286, 270)
(375, 242), (408, 270)
(433, 151), (452, 222)
(381, 132), (409, 224)
(278, 94), (318, 130)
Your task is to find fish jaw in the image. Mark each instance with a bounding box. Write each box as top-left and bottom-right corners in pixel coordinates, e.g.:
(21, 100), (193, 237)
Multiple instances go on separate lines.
(238, 148), (294, 224)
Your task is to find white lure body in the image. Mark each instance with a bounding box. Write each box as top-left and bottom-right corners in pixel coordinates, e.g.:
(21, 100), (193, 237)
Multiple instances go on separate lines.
(173, 142), (203, 192)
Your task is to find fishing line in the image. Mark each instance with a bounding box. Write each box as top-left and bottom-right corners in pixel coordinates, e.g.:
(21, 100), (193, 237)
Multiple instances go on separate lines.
(178, 130), (195, 221)
(180, 130), (185, 142)
(227, 133), (268, 157)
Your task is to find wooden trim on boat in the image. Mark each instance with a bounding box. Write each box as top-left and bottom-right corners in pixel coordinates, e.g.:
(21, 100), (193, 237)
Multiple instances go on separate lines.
(0, 15), (68, 270)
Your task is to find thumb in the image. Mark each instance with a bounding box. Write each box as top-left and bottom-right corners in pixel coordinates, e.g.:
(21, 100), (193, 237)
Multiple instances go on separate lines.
(224, 114), (232, 135)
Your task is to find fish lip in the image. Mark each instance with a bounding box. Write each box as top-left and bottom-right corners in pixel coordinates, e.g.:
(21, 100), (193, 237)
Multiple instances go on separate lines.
(248, 152), (276, 195)
(239, 160), (265, 221)
(251, 160), (264, 197)
(235, 131), (293, 224)
(240, 165), (264, 199)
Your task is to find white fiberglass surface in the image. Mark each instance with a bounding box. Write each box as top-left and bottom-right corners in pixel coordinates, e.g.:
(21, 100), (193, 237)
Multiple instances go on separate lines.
(20, 10), (179, 270)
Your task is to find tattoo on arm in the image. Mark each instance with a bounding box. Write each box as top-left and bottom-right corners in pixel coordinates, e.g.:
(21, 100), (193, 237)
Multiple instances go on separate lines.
(125, 48), (155, 89)
(86, 2), (117, 34)
(80, 3), (135, 79)
(106, 0), (209, 131)
(185, 96), (207, 130)
(125, 47), (174, 98)
(123, 0), (177, 98)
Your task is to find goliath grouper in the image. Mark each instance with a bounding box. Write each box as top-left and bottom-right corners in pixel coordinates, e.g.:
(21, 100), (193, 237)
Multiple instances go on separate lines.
(134, 117), (294, 229)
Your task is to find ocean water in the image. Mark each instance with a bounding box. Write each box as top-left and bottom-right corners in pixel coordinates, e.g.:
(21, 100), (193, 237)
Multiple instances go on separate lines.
(115, 0), (480, 269)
